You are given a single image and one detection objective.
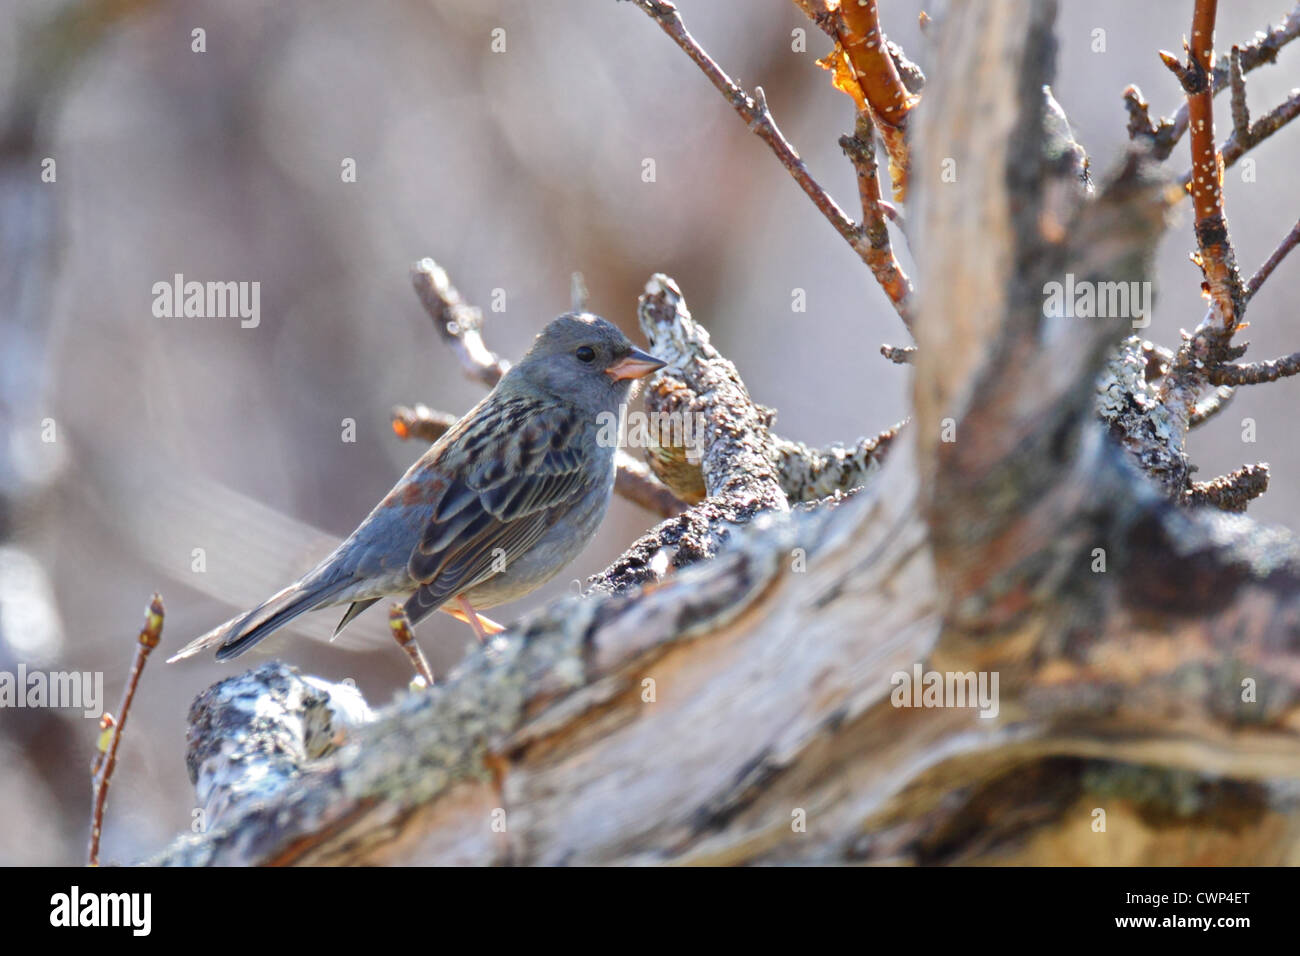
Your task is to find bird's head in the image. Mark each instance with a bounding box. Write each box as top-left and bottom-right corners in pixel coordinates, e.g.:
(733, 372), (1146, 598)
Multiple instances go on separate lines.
(514, 312), (666, 406)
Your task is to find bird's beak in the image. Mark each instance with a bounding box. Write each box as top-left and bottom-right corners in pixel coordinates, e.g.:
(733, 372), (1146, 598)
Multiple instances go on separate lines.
(606, 347), (667, 381)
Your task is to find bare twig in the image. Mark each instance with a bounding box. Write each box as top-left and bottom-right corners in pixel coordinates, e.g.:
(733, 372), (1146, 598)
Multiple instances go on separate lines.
(1229, 45), (1251, 141)
(627, 1), (875, 283)
(1156, 1), (1300, 158)
(839, 113), (915, 328)
(89, 593), (163, 866)
(1246, 216), (1300, 299)
(1209, 351), (1300, 387)
(1122, 85), (1162, 141)
(391, 403), (457, 443)
(1198, 218), (1300, 389)
(389, 605), (435, 687)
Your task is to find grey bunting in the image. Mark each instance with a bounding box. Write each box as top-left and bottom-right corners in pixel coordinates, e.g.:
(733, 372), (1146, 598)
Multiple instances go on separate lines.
(170, 313), (666, 662)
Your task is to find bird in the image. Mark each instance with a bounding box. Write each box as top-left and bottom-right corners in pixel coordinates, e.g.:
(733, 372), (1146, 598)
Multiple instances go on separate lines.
(169, 312), (666, 662)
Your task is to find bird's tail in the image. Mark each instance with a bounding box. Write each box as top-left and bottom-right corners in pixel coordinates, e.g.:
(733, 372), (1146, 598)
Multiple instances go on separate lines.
(167, 573), (349, 663)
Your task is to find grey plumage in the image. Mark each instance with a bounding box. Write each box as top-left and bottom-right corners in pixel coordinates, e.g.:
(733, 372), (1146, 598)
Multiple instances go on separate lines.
(169, 313), (664, 663)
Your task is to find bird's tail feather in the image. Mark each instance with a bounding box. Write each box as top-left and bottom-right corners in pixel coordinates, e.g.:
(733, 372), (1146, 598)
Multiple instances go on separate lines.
(167, 575), (349, 663)
(333, 598), (380, 637)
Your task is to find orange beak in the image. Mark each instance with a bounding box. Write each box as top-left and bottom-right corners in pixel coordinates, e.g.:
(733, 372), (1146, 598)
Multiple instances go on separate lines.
(605, 347), (667, 381)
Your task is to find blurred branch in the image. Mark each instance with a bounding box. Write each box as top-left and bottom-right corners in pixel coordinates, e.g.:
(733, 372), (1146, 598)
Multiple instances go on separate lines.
(390, 404), (457, 442)
(1209, 350), (1300, 386)
(881, 344), (915, 365)
(410, 259), (507, 388)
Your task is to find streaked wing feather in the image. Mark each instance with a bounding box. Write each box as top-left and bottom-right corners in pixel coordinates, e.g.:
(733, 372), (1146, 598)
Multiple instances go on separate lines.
(406, 397), (589, 617)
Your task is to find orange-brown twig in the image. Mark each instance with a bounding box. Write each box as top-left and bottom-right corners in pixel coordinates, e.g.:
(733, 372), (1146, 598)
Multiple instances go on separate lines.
(833, 0), (918, 201)
(88, 593), (163, 866)
(1161, 0), (1245, 331)
(392, 403), (457, 443)
(1158, 1), (1300, 158)
(839, 112), (914, 327)
(1181, 88), (1300, 189)
(389, 604), (435, 687)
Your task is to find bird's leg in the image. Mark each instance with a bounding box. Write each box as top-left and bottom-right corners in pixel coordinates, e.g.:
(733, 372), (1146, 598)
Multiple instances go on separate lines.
(452, 595), (505, 643)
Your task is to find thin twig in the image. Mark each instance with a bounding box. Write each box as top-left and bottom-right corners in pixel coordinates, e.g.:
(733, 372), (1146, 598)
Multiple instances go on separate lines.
(391, 403), (457, 443)
(89, 593), (163, 866)
(839, 112), (915, 328)
(389, 604), (435, 687)
(1209, 350), (1300, 386)
(1229, 45), (1250, 141)
(627, 1), (875, 283)
(1246, 216), (1300, 299)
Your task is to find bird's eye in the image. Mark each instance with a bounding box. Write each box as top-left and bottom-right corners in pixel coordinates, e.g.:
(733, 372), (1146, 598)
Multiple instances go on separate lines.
(576, 346), (596, 363)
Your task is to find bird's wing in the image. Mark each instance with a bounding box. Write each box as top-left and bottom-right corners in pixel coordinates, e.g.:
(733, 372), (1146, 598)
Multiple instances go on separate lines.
(404, 396), (591, 620)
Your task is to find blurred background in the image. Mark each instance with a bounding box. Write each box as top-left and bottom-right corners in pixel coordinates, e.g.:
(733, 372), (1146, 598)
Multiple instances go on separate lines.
(1, 0), (1297, 864)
